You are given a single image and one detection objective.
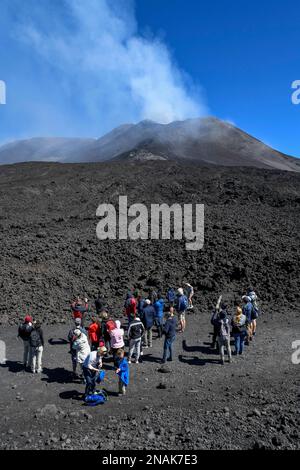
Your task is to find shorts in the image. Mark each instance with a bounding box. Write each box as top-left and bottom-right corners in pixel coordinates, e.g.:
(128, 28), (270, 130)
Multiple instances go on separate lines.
(179, 311), (186, 322)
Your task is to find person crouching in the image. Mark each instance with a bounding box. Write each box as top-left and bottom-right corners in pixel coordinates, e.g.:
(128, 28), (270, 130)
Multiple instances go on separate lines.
(82, 346), (107, 397)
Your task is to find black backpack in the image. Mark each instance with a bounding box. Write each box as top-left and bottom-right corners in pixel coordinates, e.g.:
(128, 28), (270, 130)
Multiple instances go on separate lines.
(130, 322), (144, 339)
(18, 323), (32, 340)
(30, 329), (42, 348)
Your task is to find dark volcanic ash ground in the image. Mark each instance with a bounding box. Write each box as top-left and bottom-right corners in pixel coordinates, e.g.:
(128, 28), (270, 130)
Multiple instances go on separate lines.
(0, 160), (300, 450)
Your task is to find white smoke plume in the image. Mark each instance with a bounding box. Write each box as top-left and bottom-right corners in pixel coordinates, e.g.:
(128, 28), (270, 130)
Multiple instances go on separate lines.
(14, 0), (207, 135)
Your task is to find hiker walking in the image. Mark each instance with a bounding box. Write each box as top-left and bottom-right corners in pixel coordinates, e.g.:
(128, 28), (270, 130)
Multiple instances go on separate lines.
(82, 346), (107, 397)
(127, 316), (145, 364)
(17, 315), (33, 370)
(29, 321), (44, 374)
(212, 305), (232, 364)
(115, 349), (129, 396)
(68, 318), (87, 377)
(175, 288), (188, 333)
(231, 306), (247, 355)
(162, 309), (177, 363)
(141, 299), (155, 348)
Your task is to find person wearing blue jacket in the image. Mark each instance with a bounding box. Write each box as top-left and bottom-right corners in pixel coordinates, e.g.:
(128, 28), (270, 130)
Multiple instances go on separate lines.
(166, 287), (176, 308)
(153, 295), (165, 338)
(116, 349), (129, 396)
(162, 310), (177, 363)
(175, 288), (188, 333)
(141, 299), (155, 348)
(242, 296), (253, 344)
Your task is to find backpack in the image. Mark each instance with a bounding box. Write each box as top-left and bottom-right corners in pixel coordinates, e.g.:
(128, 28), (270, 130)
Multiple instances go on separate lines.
(179, 295), (188, 312)
(19, 323), (32, 340)
(84, 390), (108, 406)
(30, 330), (42, 348)
(129, 321), (144, 339)
(220, 320), (229, 339)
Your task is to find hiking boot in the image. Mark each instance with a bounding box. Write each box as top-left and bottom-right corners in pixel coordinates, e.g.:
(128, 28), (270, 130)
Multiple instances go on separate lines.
(221, 359), (225, 365)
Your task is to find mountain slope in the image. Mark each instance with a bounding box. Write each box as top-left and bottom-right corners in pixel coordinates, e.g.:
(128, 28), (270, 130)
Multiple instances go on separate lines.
(0, 117), (299, 171)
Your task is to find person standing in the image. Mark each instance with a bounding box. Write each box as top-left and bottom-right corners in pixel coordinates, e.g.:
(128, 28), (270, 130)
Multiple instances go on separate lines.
(17, 316), (33, 370)
(70, 297), (89, 327)
(141, 299), (155, 348)
(110, 320), (125, 367)
(175, 288), (188, 333)
(212, 307), (232, 365)
(95, 293), (106, 315)
(184, 283), (194, 310)
(124, 292), (137, 325)
(73, 329), (91, 374)
(166, 287), (176, 309)
(162, 310), (177, 363)
(88, 316), (102, 351)
(153, 295), (165, 338)
(247, 287), (259, 337)
(29, 321), (44, 374)
(127, 316), (145, 364)
(68, 318), (87, 377)
(231, 307), (247, 355)
(116, 349), (129, 396)
(242, 296), (253, 344)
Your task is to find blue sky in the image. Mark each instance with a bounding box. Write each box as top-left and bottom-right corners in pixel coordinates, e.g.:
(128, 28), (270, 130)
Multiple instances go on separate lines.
(0, 0), (299, 156)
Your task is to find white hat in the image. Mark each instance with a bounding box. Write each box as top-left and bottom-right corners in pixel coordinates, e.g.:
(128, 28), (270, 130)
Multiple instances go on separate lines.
(145, 299), (151, 305)
(177, 288), (184, 295)
(74, 329), (82, 337)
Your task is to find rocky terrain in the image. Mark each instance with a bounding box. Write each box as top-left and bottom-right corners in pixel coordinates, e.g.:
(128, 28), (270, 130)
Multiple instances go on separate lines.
(0, 160), (299, 325)
(0, 160), (299, 450)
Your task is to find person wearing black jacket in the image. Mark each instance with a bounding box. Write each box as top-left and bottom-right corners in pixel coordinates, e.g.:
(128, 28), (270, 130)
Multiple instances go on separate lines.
(127, 317), (145, 364)
(18, 316), (33, 369)
(29, 321), (44, 374)
(95, 293), (106, 315)
(162, 310), (177, 363)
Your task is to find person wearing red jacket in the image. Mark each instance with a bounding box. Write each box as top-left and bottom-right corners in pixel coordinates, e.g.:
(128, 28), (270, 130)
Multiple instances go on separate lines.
(88, 317), (101, 351)
(71, 297), (89, 326)
(124, 292), (137, 324)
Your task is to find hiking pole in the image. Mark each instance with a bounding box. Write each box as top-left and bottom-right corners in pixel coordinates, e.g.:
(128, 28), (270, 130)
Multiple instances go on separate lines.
(216, 295), (222, 313)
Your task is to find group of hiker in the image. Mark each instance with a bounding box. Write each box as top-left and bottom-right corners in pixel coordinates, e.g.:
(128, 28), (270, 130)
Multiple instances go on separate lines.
(66, 284), (194, 397)
(16, 282), (260, 401)
(17, 317), (44, 374)
(210, 287), (259, 364)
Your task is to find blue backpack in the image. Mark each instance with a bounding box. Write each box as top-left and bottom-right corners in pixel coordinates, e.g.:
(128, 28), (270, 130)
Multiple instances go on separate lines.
(84, 390), (108, 406)
(179, 295), (189, 311)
